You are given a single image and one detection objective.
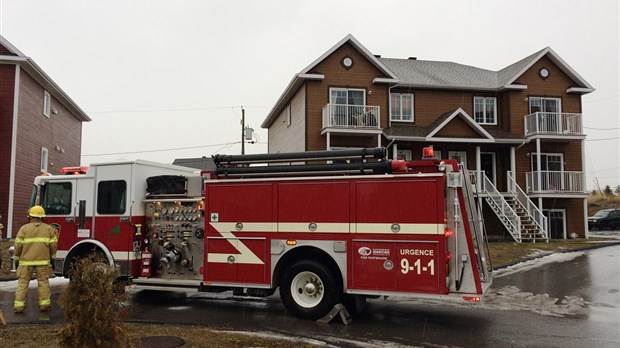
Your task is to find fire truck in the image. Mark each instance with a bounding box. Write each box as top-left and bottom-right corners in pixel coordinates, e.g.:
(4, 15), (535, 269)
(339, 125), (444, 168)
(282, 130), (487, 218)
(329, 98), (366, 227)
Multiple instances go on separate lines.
(30, 147), (491, 320)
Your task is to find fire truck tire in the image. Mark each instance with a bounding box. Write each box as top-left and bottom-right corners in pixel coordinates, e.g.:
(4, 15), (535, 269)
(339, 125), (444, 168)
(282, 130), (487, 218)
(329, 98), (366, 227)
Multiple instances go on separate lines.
(279, 260), (342, 320)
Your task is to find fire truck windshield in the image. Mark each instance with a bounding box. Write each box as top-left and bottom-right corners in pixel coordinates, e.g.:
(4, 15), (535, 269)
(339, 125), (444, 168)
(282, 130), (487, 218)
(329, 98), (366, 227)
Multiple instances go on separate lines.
(40, 182), (73, 215)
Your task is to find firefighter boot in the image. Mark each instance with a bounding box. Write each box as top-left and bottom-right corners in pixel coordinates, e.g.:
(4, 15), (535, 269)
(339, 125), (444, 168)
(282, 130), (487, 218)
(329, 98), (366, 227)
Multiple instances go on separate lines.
(36, 265), (52, 312)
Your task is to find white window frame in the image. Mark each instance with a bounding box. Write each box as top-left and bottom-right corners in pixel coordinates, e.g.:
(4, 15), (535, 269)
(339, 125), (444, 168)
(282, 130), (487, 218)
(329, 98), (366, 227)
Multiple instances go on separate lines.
(543, 209), (567, 239)
(41, 147), (49, 172)
(473, 96), (497, 125)
(43, 90), (51, 117)
(329, 88), (366, 106)
(529, 97), (562, 114)
(531, 152), (564, 172)
(396, 149), (412, 161)
(390, 93), (414, 122)
(448, 151), (468, 169)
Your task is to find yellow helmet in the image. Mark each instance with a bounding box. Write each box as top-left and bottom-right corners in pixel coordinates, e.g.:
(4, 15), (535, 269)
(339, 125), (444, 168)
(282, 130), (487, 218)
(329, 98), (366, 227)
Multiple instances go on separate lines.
(28, 205), (46, 218)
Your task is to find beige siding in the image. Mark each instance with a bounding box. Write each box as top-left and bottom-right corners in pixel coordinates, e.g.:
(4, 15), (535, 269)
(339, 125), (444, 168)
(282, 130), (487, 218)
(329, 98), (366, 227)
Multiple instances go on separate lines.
(268, 85), (306, 153)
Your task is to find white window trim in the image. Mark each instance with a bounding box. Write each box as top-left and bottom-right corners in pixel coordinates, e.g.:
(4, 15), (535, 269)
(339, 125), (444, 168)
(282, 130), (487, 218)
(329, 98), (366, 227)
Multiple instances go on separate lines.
(473, 96), (497, 125)
(543, 209), (567, 239)
(396, 149), (412, 161)
(329, 87), (366, 106)
(390, 93), (414, 122)
(43, 90), (51, 118)
(41, 147), (49, 173)
(448, 151), (468, 169)
(529, 97), (562, 114)
(286, 104), (291, 127)
(530, 152), (564, 172)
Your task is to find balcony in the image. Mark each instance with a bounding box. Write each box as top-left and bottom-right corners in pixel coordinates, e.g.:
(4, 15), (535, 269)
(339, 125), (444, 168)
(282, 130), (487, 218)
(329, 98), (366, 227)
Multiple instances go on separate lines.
(524, 112), (583, 137)
(525, 171), (586, 194)
(322, 104), (380, 129)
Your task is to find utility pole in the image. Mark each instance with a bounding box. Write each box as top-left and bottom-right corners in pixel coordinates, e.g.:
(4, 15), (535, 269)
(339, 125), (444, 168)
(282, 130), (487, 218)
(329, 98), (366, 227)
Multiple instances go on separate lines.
(241, 107), (245, 155)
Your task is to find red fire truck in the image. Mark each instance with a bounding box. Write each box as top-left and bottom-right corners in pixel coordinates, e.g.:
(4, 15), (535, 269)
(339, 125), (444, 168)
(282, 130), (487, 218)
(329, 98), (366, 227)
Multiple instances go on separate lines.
(30, 147), (491, 320)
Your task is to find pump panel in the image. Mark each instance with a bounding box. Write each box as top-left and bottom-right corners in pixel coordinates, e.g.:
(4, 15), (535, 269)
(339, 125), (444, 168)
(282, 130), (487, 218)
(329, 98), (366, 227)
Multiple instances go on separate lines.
(144, 199), (205, 280)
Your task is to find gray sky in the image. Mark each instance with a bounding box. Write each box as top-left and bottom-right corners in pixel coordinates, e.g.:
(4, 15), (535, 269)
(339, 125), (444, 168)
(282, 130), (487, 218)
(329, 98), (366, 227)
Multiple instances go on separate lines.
(1, 0), (618, 190)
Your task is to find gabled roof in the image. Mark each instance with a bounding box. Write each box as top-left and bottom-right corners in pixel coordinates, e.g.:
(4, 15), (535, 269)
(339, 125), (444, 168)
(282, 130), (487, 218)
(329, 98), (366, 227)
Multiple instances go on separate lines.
(0, 35), (91, 122)
(384, 108), (523, 144)
(262, 35), (595, 129)
(498, 46), (594, 92)
(426, 108), (494, 140)
(262, 34), (397, 128)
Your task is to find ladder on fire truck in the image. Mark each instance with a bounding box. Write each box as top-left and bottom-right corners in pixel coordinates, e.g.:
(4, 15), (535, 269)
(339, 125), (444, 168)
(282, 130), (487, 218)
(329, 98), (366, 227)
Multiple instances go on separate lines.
(472, 171), (548, 243)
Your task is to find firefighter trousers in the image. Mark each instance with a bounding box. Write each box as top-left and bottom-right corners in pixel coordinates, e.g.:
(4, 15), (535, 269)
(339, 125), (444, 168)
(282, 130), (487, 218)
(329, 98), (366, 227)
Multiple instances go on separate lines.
(14, 265), (52, 311)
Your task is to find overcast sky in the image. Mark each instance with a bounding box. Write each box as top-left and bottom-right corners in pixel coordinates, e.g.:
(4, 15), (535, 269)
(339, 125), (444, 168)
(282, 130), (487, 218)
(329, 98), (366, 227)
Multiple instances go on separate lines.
(1, 0), (618, 189)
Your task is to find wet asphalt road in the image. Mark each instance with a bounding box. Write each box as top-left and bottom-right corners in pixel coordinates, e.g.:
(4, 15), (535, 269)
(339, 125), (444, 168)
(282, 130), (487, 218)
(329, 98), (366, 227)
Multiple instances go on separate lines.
(1, 243), (619, 347)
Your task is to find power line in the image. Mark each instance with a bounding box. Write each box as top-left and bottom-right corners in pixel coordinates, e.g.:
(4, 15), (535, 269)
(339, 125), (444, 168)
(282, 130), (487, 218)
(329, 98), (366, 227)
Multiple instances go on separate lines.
(585, 137), (620, 142)
(81, 141), (241, 157)
(584, 126), (620, 131)
(87, 105), (270, 114)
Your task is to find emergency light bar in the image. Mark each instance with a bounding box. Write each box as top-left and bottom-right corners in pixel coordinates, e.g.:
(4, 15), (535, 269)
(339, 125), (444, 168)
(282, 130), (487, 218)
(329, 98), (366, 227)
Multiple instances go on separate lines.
(60, 166), (89, 175)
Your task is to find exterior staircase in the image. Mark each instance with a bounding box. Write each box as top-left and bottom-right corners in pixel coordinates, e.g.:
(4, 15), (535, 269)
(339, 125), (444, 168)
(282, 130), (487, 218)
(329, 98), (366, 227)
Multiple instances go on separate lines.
(473, 171), (548, 243)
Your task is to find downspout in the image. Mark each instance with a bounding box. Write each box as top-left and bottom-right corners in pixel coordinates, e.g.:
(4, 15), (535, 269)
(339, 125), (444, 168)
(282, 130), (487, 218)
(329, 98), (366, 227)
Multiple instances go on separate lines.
(8, 65), (21, 238)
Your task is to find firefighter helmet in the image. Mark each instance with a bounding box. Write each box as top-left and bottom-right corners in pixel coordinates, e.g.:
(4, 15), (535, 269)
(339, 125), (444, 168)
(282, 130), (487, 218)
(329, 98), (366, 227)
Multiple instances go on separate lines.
(28, 205), (46, 218)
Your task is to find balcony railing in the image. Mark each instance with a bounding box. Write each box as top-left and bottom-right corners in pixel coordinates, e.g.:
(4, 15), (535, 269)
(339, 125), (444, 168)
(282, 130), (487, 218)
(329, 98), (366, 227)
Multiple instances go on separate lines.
(526, 171), (586, 193)
(524, 112), (583, 137)
(322, 104), (380, 129)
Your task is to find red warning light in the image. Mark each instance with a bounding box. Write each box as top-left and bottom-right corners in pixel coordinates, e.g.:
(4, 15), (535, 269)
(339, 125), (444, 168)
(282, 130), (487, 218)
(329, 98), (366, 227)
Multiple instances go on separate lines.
(422, 146), (434, 159)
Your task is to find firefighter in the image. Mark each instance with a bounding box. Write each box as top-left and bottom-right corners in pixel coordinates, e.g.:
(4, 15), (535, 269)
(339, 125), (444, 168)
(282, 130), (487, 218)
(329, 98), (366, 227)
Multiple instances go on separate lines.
(13, 205), (58, 313)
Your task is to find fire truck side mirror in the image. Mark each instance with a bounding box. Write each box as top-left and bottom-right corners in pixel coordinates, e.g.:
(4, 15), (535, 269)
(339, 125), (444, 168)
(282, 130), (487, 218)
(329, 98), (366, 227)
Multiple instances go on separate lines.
(78, 200), (86, 229)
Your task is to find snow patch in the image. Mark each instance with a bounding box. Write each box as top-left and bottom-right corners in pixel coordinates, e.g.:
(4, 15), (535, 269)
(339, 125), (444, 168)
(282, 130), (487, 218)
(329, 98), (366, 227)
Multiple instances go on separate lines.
(481, 285), (588, 317)
(493, 251), (585, 278)
(0, 277), (69, 292)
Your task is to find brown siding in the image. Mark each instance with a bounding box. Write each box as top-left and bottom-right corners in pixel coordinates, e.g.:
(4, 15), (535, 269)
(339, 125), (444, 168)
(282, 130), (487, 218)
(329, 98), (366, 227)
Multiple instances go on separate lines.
(543, 198), (586, 238)
(305, 43), (390, 151)
(507, 55), (582, 136)
(11, 71), (83, 234)
(0, 64), (16, 232)
(435, 117), (480, 138)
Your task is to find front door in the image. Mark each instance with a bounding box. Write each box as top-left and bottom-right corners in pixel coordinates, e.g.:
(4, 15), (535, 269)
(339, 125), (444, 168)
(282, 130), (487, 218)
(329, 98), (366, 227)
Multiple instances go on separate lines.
(448, 151), (468, 169)
(481, 152), (496, 186)
(544, 209), (566, 239)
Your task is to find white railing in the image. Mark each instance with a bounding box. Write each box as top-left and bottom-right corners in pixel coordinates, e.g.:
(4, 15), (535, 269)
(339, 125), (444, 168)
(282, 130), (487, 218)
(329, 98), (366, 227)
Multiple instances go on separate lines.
(524, 112), (583, 136)
(322, 104), (380, 129)
(481, 174), (522, 242)
(525, 171), (585, 193)
(507, 171), (548, 239)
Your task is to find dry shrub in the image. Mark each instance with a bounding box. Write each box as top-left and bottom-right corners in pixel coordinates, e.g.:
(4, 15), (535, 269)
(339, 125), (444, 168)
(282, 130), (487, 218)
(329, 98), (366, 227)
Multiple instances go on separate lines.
(58, 256), (128, 347)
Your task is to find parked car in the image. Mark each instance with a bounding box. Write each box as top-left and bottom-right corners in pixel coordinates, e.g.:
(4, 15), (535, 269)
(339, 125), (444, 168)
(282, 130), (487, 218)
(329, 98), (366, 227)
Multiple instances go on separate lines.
(588, 208), (620, 230)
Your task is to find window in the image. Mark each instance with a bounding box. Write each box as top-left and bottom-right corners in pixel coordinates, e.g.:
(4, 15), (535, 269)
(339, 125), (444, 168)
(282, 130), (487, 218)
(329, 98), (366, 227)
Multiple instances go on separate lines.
(396, 149), (412, 161)
(43, 90), (51, 117)
(97, 181), (127, 214)
(474, 97), (496, 124)
(41, 182), (72, 215)
(529, 97), (561, 114)
(531, 153), (563, 171)
(286, 104), (291, 127)
(40, 147), (49, 173)
(329, 88), (366, 126)
(390, 93), (414, 122)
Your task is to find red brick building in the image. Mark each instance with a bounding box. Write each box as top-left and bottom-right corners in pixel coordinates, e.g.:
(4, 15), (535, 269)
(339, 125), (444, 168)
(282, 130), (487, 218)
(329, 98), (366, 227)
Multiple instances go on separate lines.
(262, 35), (594, 241)
(0, 36), (90, 238)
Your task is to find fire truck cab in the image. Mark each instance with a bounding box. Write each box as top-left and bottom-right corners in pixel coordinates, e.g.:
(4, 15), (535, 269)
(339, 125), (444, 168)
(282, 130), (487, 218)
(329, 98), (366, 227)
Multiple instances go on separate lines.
(31, 148), (491, 320)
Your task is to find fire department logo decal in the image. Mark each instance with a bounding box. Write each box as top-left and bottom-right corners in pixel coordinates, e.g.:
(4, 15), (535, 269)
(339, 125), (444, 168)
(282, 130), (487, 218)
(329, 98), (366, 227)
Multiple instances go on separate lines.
(358, 246), (372, 256)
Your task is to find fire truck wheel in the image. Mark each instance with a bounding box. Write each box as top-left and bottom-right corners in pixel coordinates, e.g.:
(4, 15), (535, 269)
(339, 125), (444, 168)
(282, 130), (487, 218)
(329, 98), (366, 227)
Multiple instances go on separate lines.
(280, 260), (342, 320)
